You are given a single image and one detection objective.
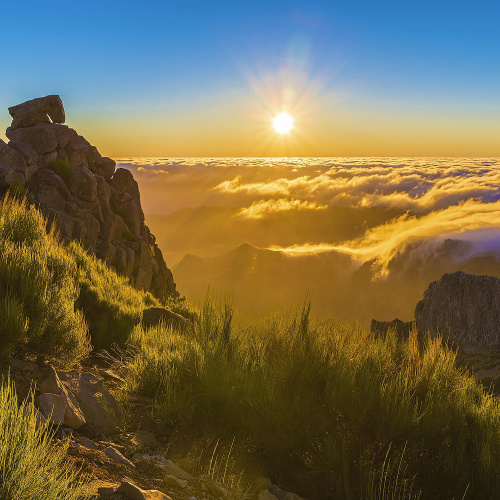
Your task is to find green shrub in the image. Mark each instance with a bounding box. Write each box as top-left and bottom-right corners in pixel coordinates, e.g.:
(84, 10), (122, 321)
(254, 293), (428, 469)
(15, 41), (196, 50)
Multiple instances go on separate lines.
(126, 299), (500, 499)
(0, 196), (90, 363)
(47, 158), (74, 184)
(69, 242), (158, 348)
(0, 378), (89, 499)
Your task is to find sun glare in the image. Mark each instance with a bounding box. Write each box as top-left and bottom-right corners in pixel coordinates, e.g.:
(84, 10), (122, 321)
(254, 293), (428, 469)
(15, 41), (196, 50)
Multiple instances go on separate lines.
(273, 112), (293, 134)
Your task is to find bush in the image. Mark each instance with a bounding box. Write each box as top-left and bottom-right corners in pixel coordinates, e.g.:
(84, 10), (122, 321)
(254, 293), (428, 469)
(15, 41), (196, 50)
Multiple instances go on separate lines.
(0, 196), (90, 363)
(69, 242), (158, 348)
(47, 158), (74, 184)
(0, 378), (89, 499)
(126, 299), (500, 499)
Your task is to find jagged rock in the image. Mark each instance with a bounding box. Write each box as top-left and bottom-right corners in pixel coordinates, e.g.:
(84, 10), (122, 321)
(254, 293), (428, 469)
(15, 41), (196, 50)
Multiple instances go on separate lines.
(1, 96), (178, 301)
(110, 168), (141, 199)
(36, 393), (65, 424)
(370, 318), (413, 340)
(142, 307), (190, 330)
(103, 446), (135, 468)
(38, 366), (86, 429)
(8, 95), (65, 130)
(415, 271), (500, 346)
(59, 371), (120, 434)
(116, 481), (172, 500)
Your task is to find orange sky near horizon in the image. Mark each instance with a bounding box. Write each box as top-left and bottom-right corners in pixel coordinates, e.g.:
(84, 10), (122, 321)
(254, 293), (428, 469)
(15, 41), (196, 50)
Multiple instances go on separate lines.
(1, 94), (499, 158)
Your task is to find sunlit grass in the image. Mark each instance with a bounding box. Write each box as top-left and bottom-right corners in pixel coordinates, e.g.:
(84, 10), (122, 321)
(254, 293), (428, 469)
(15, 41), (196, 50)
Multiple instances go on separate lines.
(0, 378), (89, 499)
(126, 299), (500, 499)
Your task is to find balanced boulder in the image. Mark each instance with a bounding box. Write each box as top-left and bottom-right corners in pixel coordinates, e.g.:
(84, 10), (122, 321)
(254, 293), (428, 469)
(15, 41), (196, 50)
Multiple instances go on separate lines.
(8, 95), (65, 130)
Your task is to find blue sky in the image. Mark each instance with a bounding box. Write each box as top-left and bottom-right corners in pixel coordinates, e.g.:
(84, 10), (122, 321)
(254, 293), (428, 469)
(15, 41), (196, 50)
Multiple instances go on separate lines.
(1, 1), (499, 156)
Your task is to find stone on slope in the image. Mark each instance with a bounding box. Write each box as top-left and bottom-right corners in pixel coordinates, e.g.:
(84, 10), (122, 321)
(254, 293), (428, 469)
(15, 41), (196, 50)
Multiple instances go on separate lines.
(38, 365), (86, 429)
(162, 459), (193, 480)
(415, 271), (500, 347)
(128, 430), (158, 451)
(103, 446), (135, 468)
(59, 371), (120, 434)
(116, 481), (172, 500)
(78, 436), (99, 450)
(8, 95), (65, 130)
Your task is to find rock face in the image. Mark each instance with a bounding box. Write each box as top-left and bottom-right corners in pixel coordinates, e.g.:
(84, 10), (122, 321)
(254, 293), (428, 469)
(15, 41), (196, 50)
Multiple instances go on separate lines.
(415, 271), (500, 346)
(0, 95), (177, 300)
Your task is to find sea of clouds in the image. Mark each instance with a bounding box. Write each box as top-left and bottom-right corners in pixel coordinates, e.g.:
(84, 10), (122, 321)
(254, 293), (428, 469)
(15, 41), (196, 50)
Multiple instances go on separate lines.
(117, 157), (500, 274)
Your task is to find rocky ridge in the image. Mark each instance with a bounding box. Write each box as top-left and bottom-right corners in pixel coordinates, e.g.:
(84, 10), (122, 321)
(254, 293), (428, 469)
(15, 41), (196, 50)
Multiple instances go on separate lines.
(415, 271), (500, 347)
(0, 95), (177, 300)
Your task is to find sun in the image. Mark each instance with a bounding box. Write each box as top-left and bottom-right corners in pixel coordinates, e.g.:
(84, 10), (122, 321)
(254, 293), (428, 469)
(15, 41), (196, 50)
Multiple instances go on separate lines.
(273, 112), (294, 134)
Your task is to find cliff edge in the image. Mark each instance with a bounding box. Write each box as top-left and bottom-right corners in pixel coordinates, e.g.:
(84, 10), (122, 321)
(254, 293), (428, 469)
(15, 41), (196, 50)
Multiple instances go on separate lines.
(0, 95), (177, 300)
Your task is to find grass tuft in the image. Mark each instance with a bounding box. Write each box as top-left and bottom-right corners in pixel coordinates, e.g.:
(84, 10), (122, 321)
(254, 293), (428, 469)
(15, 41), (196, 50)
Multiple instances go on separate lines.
(0, 377), (89, 499)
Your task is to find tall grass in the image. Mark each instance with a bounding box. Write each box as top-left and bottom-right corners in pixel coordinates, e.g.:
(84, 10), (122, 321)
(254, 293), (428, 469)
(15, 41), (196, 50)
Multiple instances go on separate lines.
(0, 195), (90, 363)
(127, 299), (500, 499)
(0, 378), (89, 499)
(69, 242), (158, 348)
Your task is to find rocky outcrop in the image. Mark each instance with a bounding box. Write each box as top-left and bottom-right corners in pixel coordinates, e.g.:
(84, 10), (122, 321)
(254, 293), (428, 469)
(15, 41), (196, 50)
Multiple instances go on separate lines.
(0, 95), (177, 301)
(415, 271), (500, 346)
(370, 318), (413, 340)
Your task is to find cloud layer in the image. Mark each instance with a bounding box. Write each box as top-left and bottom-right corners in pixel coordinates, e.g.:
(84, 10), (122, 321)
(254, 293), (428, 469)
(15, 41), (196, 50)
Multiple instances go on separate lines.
(118, 157), (500, 278)
(118, 157), (500, 215)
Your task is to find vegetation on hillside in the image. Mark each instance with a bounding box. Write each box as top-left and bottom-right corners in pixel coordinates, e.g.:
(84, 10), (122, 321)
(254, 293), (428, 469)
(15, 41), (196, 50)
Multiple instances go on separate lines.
(126, 302), (500, 499)
(0, 195), (499, 499)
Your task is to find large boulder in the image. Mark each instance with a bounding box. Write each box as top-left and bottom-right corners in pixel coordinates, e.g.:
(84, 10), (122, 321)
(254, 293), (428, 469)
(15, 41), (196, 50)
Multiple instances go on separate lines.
(415, 271), (500, 346)
(8, 95), (65, 130)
